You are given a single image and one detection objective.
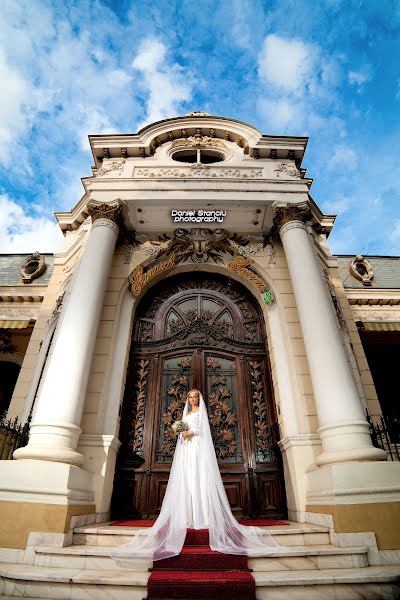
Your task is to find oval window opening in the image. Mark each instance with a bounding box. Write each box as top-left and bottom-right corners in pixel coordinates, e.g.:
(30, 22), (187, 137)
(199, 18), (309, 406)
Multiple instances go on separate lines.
(173, 150), (198, 163)
(201, 151), (224, 164)
(172, 150), (225, 164)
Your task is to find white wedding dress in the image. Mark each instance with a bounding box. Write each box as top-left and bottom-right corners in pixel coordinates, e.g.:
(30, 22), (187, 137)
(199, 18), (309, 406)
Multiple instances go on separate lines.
(111, 392), (287, 562)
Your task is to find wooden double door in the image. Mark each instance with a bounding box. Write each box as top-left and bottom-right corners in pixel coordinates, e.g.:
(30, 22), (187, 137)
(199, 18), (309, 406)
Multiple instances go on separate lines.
(111, 273), (286, 520)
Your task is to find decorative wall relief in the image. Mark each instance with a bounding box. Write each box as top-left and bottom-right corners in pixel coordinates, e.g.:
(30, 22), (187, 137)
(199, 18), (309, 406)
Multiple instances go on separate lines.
(349, 255), (374, 286)
(20, 252), (46, 284)
(134, 166), (263, 179)
(273, 163), (301, 179)
(171, 131), (226, 149)
(95, 159), (126, 177)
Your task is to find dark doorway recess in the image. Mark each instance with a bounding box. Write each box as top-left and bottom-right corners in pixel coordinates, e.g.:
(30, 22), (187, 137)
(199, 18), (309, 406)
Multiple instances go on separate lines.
(111, 272), (287, 520)
(360, 330), (400, 422)
(0, 362), (21, 416)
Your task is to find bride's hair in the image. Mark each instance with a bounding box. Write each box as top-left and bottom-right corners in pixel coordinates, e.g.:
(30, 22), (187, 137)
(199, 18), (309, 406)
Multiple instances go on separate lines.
(187, 388), (201, 395)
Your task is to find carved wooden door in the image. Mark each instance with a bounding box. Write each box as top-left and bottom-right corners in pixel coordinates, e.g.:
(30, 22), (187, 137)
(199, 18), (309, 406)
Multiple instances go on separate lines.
(111, 273), (286, 520)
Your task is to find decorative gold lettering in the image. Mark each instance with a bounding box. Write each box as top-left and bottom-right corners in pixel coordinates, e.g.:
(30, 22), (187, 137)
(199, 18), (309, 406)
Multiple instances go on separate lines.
(228, 256), (267, 293)
(130, 254), (176, 296)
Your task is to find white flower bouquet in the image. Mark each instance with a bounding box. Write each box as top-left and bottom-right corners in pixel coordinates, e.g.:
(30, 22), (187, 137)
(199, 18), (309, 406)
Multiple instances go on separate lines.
(171, 420), (192, 444)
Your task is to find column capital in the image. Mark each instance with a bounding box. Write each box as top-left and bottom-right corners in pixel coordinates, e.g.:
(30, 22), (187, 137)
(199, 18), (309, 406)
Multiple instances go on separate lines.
(87, 199), (124, 228)
(273, 204), (312, 234)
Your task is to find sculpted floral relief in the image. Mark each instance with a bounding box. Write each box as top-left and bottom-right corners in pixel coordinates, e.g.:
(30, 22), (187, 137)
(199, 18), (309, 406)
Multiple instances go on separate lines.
(95, 159), (126, 177)
(128, 359), (149, 456)
(207, 357), (239, 462)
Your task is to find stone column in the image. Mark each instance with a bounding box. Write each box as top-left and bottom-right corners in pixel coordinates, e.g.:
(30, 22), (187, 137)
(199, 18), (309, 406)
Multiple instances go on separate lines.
(274, 205), (386, 466)
(14, 200), (123, 466)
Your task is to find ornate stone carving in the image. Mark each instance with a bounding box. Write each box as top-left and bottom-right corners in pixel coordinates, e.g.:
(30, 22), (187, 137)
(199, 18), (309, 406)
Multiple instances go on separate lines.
(228, 256), (267, 293)
(134, 166), (263, 179)
(49, 292), (65, 322)
(353, 309), (400, 321)
(274, 163), (300, 179)
(95, 159), (125, 177)
(349, 255), (374, 286)
(20, 252), (46, 284)
(273, 205), (312, 233)
(185, 110), (211, 117)
(171, 130), (225, 149)
(87, 199), (123, 225)
(322, 268), (348, 332)
(0, 308), (38, 319)
(144, 228), (259, 266)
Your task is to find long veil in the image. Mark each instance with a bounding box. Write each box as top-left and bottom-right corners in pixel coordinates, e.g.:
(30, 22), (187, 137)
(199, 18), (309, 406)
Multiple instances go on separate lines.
(110, 392), (287, 562)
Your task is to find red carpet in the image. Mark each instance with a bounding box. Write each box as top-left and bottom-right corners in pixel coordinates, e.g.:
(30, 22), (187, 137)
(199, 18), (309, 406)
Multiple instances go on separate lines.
(111, 518), (289, 527)
(146, 528), (257, 600)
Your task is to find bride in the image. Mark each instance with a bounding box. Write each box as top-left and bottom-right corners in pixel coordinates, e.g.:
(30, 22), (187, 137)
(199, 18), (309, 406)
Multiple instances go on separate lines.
(111, 389), (287, 562)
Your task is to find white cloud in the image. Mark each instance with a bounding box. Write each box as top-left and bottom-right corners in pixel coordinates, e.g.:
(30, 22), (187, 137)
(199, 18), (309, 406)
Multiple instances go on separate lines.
(389, 220), (400, 242)
(132, 36), (193, 128)
(258, 34), (316, 93)
(0, 195), (63, 253)
(257, 98), (299, 129)
(349, 67), (372, 87)
(327, 145), (358, 172)
(321, 196), (352, 214)
(0, 48), (32, 156)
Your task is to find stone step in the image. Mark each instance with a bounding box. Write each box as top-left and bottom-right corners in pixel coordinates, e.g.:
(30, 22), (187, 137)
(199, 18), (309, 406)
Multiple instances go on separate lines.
(33, 543), (369, 572)
(1, 563), (400, 600)
(73, 520), (331, 547)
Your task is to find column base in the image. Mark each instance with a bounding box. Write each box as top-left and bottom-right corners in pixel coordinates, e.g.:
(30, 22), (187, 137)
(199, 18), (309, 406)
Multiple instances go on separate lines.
(13, 422), (85, 466)
(278, 434), (322, 517)
(0, 459), (94, 548)
(306, 460), (400, 549)
(316, 420), (387, 466)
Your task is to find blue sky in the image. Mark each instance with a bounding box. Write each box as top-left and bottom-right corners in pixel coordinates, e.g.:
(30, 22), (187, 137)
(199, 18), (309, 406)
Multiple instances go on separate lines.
(1, 0), (399, 256)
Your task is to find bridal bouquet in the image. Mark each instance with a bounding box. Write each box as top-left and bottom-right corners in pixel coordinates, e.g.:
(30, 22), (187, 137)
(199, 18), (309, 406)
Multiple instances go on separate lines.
(171, 420), (192, 444)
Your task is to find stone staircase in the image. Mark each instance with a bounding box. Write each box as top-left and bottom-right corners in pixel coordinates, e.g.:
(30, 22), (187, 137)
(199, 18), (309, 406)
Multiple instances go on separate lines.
(1, 521), (399, 599)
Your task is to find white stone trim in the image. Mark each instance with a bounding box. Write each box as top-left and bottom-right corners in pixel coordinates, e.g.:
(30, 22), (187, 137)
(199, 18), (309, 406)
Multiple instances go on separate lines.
(92, 218), (119, 234)
(280, 220), (307, 236)
(278, 434), (321, 451)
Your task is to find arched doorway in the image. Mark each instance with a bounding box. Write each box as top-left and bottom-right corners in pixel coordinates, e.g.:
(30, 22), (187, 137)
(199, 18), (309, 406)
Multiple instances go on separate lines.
(111, 272), (287, 520)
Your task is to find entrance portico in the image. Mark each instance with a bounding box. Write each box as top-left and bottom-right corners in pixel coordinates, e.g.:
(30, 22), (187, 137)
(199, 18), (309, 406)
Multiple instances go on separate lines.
(0, 112), (399, 558)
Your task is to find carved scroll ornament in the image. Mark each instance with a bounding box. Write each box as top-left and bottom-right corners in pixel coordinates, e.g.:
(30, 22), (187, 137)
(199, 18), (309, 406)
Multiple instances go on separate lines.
(228, 256), (267, 293)
(349, 255), (374, 286)
(20, 252), (46, 284)
(273, 205), (312, 233)
(87, 199), (123, 225)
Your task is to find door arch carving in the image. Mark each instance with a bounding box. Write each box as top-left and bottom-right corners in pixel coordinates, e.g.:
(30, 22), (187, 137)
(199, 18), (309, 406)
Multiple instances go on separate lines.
(111, 272), (286, 520)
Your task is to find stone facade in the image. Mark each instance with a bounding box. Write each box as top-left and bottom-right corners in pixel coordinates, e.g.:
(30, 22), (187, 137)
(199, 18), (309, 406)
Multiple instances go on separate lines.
(0, 113), (399, 564)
